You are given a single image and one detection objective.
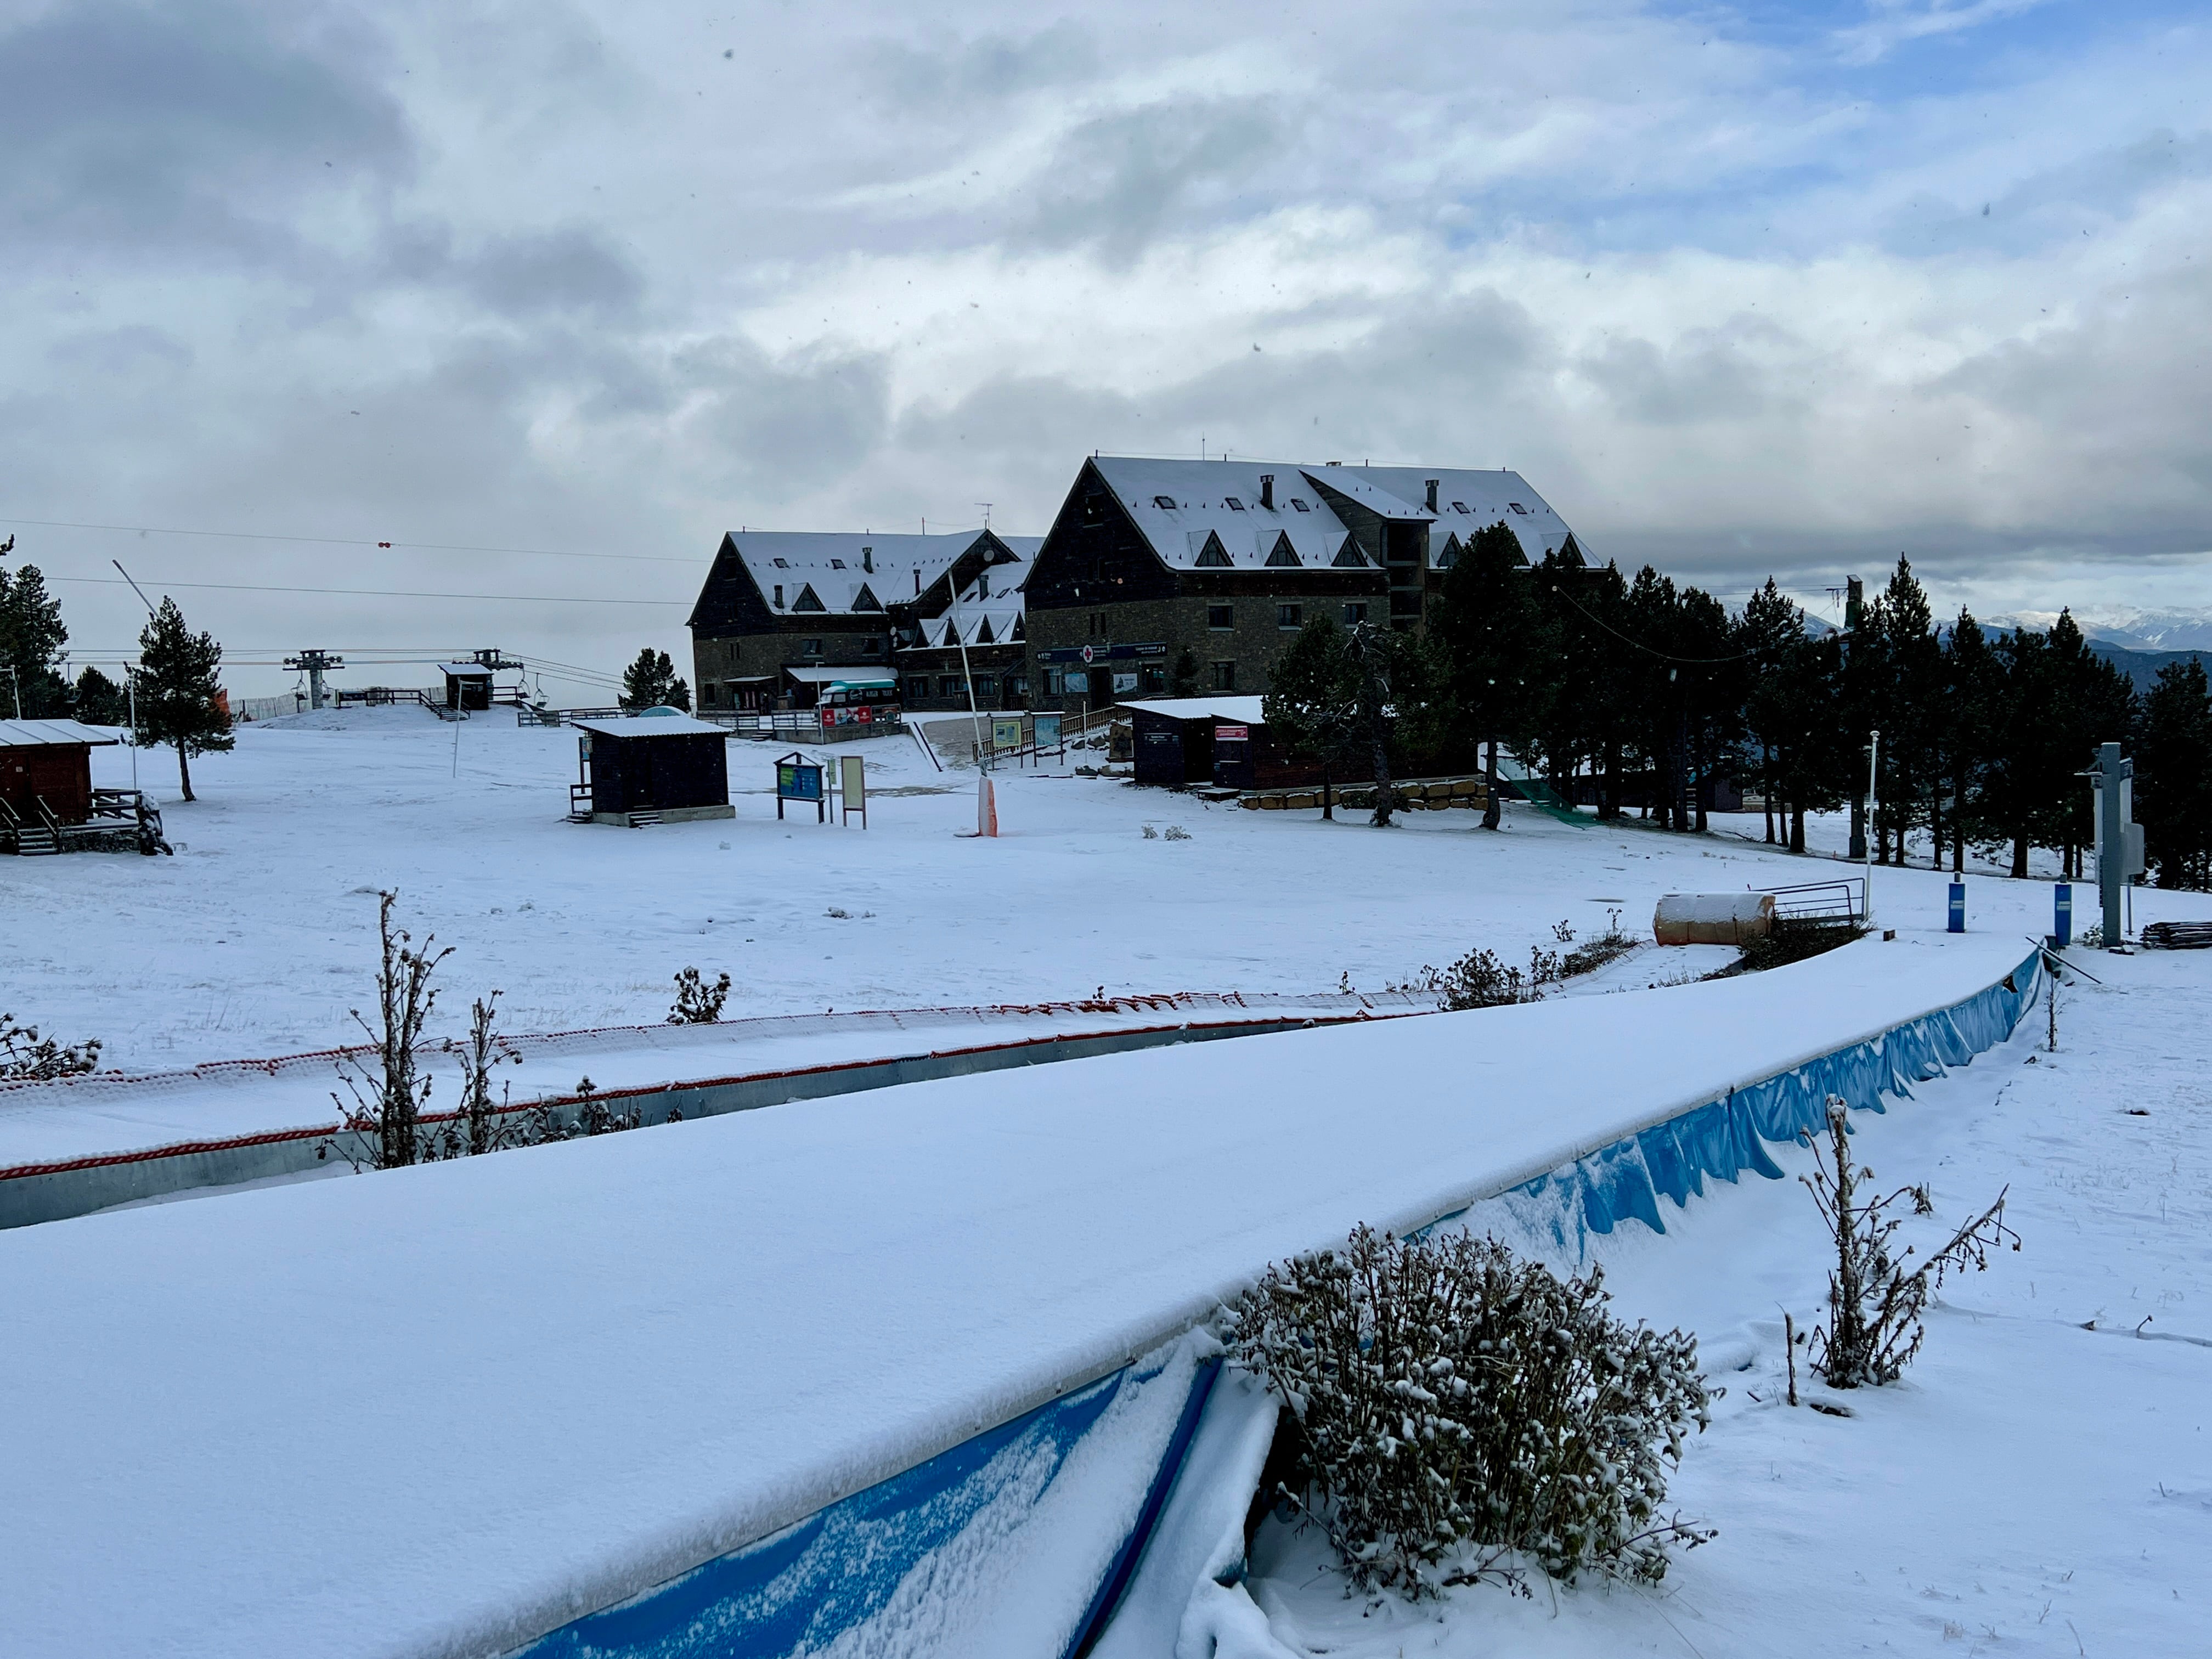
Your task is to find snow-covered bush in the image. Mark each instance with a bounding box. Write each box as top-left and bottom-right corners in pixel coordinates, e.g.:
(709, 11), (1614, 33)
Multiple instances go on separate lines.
(1390, 945), (1557, 1009)
(1227, 1225), (1712, 1596)
(0, 1013), (101, 1080)
(1802, 1098), (2018, 1388)
(668, 967), (731, 1024)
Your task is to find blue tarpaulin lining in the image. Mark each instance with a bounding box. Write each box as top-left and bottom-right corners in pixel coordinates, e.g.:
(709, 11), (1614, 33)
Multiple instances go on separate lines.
(1414, 947), (2041, 1251)
(515, 949), (2040, 1659)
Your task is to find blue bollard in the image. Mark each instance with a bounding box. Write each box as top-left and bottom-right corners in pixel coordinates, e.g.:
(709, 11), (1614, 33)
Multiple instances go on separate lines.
(2053, 882), (2072, 947)
(1948, 881), (1965, 933)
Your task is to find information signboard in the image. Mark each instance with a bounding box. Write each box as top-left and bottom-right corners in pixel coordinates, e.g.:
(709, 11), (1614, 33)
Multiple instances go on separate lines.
(775, 752), (825, 822)
(992, 718), (1023, 751)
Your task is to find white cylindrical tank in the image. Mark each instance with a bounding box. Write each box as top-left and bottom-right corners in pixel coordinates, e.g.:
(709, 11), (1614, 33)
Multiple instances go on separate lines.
(1653, 891), (1777, 946)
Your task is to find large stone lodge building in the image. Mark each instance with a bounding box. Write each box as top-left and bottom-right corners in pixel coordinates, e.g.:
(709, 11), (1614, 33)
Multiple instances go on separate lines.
(685, 457), (1580, 719)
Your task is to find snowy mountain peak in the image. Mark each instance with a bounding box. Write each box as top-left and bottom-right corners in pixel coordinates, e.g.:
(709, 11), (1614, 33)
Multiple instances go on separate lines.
(1985, 606), (2212, 652)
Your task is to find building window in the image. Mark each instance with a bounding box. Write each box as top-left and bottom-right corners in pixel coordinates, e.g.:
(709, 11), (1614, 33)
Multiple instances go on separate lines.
(1207, 605), (1234, 630)
(1344, 603), (1367, 624)
(863, 636), (885, 655)
(803, 638), (823, 656)
(1210, 661), (1237, 691)
(939, 675), (964, 697)
(772, 557), (789, 568)
(905, 676), (931, 701)
(1509, 503), (1529, 514)
(830, 558), (846, 569)
(1452, 501), (1470, 514)
(1278, 604), (1302, 630)
(1153, 494), (1177, 509)
(702, 682), (719, 706)
(1009, 674), (1028, 696)
(1141, 664), (1165, 693)
(1224, 495), (1245, 511)
(1290, 498), (1310, 511)
(973, 674), (997, 698)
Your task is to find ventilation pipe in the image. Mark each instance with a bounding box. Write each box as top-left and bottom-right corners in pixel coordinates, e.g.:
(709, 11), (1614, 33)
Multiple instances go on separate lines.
(1259, 472), (1274, 510)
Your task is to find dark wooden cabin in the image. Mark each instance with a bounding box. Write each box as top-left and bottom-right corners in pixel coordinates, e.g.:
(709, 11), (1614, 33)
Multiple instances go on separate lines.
(439, 663), (494, 712)
(1, 719), (115, 822)
(1128, 696), (1388, 792)
(568, 712), (734, 827)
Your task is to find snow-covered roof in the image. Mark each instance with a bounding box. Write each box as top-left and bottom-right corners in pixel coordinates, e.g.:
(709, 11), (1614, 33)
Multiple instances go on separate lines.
(436, 662), (494, 678)
(1087, 458), (1579, 572)
(719, 531), (988, 617)
(1122, 696), (1269, 725)
(919, 607), (1024, 649)
(569, 713), (728, 738)
(0, 718), (121, 748)
(781, 665), (896, 687)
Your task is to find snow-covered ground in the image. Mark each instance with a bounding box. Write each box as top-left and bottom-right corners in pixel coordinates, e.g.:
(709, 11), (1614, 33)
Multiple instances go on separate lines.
(2, 709), (2186, 1072)
(0, 934), (2045, 1659)
(1243, 945), (2212, 1658)
(6, 712), (2209, 1659)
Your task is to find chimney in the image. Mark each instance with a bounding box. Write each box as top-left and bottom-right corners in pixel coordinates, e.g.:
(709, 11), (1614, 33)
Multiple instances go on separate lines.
(1259, 472), (1274, 510)
(773, 584), (784, 608)
(862, 544), (873, 573)
(914, 568), (922, 596)
(1425, 478), (1440, 512)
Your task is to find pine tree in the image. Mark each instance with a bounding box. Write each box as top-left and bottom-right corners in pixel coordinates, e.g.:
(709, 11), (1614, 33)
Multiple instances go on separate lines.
(619, 647), (690, 712)
(71, 665), (129, 726)
(137, 597), (233, 802)
(1938, 613), (2002, 873)
(0, 543), (72, 719)
(2137, 657), (2212, 890)
(1262, 616), (1361, 820)
(1432, 522), (1551, 829)
(1737, 581), (1803, 844)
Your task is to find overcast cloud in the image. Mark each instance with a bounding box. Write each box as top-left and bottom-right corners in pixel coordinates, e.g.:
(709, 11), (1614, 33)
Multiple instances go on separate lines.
(4, 0), (2208, 696)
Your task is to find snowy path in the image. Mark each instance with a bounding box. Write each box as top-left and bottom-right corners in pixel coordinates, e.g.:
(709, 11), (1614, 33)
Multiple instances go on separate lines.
(1242, 944), (2212, 1657)
(0, 992), (1419, 1175)
(0, 932), (2030, 1659)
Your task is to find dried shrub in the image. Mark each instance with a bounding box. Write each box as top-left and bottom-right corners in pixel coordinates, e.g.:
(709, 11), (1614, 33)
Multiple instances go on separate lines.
(328, 891), (452, 1169)
(1801, 1098), (2019, 1388)
(1228, 1226), (1713, 1596)
(0, 1014), (101, 1080)
(1714, 919), (1865, 979)
(1560, 910), (1638, 978)
(669, 967), (731, 1024)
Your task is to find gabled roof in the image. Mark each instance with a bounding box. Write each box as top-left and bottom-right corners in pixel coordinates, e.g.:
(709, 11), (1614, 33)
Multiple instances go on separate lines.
(0, 719), (120, 748)
(1086, 456), (1580, 572)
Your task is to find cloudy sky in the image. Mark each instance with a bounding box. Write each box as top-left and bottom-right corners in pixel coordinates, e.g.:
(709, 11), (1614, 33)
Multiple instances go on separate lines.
(5, 0), (2208, 697)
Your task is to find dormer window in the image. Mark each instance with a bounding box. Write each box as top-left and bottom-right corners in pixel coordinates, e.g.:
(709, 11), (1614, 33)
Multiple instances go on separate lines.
(1224, 496), (1245, 511)
(1290, 499), (1310, 512)
(792, 584), (825, 612)
(1153, 494), (1177, 509)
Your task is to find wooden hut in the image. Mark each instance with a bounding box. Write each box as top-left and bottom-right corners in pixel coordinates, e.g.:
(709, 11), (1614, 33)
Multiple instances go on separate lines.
(438, 662), (495, 712)
(0, 719), (166, 856)
(568, 710), (733, 827)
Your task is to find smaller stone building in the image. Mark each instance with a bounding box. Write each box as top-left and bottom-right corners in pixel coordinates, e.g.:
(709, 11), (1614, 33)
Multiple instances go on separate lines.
(687, 529), (1035, 715)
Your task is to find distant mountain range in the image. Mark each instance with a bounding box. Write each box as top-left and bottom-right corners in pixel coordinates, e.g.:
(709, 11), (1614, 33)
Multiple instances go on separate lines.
(1795, 607), (2208, 691)
(1985, 607), (2212, 691)
(1989, 607), (2212, 653)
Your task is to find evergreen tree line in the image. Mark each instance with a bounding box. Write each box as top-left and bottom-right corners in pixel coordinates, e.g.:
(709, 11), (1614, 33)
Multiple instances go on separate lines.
(1268, 525), (2212, 891)
(3, 541), (234, 799)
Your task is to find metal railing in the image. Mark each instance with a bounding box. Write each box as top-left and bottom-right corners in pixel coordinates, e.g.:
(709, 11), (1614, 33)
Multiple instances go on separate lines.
(1756, 877), (1865, 925)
